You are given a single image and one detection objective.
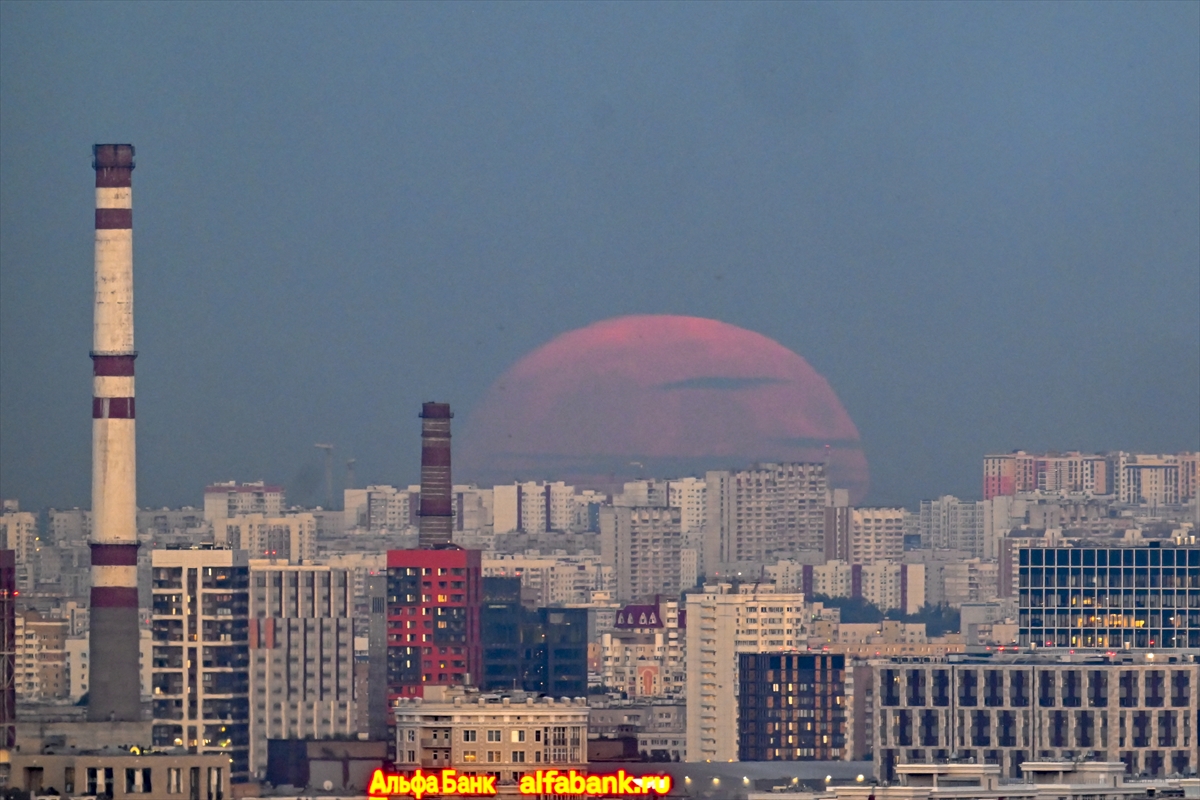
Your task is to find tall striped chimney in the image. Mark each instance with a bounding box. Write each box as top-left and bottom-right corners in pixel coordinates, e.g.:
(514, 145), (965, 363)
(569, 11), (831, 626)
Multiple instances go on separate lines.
(88, 144), (141, 722)
(418, 402), (453, 547)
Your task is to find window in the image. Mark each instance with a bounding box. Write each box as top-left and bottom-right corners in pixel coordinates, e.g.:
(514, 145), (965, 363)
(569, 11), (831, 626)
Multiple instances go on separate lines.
(167, 768), (182, 794)
(487, 730), (502, 742)
(64, 768), (75, 794)
(486, 751), (503, 763)
(86, 768), (114, 796)
(463, 730), (477, 742)
(462, 751), (477, 763)
(406, 729), (416, 742)
(512, 751), (525, 763)
(207, 767), (223, 800)
(127, 768), (153, 793)
(511, 730), (526, 743)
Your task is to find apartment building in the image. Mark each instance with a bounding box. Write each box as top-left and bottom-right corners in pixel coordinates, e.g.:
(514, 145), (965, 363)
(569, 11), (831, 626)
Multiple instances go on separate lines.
(824, 506), (905, 565)
(768, 560), (926, 615)
(203, 482), (284, 523)
(150, 548), (251, 781)
(0, 509), (38, 593)
(482, 553), (609, 607)
(685, 582), (808, 762)
(214, 513), (316, 563)
(705, 464), (828, 570)
(247, 560), (355, 777)
(493, 482), (576, 534)
(599, 505), (682, 603)
(875, 655), (1199, 781)
(918, 496), (987, 558)
(667, 477), (707, 536)
(15, 610), (68, 701)
(737, 653), (847, 761)
(386, 547), (482, 701)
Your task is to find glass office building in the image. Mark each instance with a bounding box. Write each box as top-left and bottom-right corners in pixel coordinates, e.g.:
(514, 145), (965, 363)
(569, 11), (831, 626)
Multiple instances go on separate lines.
(1017, 543), (1200, 649)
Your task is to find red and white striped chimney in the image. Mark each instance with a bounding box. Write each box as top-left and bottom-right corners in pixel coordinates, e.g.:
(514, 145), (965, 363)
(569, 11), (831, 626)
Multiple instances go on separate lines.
(88, 144), (142, 722)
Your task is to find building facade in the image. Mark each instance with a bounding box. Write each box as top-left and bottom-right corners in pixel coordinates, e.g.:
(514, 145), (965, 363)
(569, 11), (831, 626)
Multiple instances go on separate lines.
(150, 548), (251, 781)
(247, 560), (355, 777)
(705, 464), (828, 569)
(386, 547), (482, 701)
(737, 653), (847, 761)
(1017, 543), (1200, 649)
(875, 656), (1199, 782)
(685, 583), (808, 762)
(600, 505), (682, 603)
(214, 513), (316, 563)
(203, 482), (284, 523)
(393, 687), (588, 791)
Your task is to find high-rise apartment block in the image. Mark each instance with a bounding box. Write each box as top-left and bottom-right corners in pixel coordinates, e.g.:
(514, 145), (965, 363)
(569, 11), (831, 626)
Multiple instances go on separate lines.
(482, 553), (609, 607)
(765, 560), (926, 615)
(599, 505), (682, 603)
(667, 477), (707, 535)
(247, 561), (354, 777)
(824, 506), (905, 565)
(386, 548), (482, 700)
(214, 514), (316, 563)
(918, 496), (987, 558)
(685, 583), (809, 762)
(151, 548), (251, 781)
(705, 463), (828, 569)
(1017, 543), (1200, 649)
(737, 653), (846, 761)
(875, 656), (1199, 781)
(203, 482), (284, 523)
(1113, 452), (1199, 506)
(983, 451), (1198, 505)
(493, 482), (576, 534)
(0, 509), (38, 593)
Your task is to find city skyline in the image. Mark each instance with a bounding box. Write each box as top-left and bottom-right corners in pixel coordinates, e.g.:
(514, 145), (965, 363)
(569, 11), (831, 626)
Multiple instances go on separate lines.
(1, 2), (1196, 512)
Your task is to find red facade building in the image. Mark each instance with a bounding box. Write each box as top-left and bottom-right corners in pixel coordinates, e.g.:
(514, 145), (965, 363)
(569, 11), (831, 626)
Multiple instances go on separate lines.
(386, 547), (482, 701)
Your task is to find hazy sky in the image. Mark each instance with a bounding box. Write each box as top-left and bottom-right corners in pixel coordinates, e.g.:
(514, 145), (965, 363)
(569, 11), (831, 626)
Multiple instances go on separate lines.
(1, 1), (1197, 511)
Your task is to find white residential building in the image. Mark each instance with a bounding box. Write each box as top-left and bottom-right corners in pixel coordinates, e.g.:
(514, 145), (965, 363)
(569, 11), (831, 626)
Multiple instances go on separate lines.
(704, 464), (827, 571)
(685, 582), (808, 762)
(919, 495), (987, 558)
(0, 508), (38, 592)
(482, 553), (611, 606)
(343, 484), (419, 532)
(214, 513), (316, 563)
(493, 482), (577, 534)
(203, 481), (284, 523)
(248, 560), (355, 777)
(599, 505), (683, 603)
(668, 478), (707, 535)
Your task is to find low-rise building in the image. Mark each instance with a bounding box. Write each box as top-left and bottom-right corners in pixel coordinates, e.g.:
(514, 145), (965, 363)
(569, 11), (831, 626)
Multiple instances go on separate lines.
(10, 750), (231, 800)
(392, 686), (588, 792)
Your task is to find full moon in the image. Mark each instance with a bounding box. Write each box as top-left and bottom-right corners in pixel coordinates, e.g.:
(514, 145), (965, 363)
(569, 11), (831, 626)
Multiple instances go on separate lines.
(458, 315), (869, 502)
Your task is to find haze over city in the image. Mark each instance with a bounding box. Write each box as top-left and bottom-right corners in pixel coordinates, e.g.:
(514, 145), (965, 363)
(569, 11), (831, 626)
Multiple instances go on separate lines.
(1, 1), (1197, 511)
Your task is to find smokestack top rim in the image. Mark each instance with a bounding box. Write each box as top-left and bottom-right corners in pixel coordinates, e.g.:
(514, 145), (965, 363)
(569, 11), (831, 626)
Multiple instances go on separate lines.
(93, 144), (136, 169)
(420, 402), (453, 419)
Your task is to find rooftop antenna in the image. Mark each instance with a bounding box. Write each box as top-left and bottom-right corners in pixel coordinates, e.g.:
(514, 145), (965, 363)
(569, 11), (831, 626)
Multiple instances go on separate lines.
(315, 444), (334, 509)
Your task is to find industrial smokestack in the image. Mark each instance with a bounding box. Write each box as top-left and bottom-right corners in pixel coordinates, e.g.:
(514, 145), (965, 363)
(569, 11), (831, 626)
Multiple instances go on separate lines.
(418, 402), (453, 547)
(88, 144), (141, 722)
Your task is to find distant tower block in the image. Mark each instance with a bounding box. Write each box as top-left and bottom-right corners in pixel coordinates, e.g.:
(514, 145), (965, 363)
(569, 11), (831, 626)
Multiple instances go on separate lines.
(88, 144), (142, 722)
(418, 402), (453, 547)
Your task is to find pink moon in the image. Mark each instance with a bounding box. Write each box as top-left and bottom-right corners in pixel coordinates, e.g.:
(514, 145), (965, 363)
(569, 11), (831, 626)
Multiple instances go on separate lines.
(458, 314), (869, 502)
